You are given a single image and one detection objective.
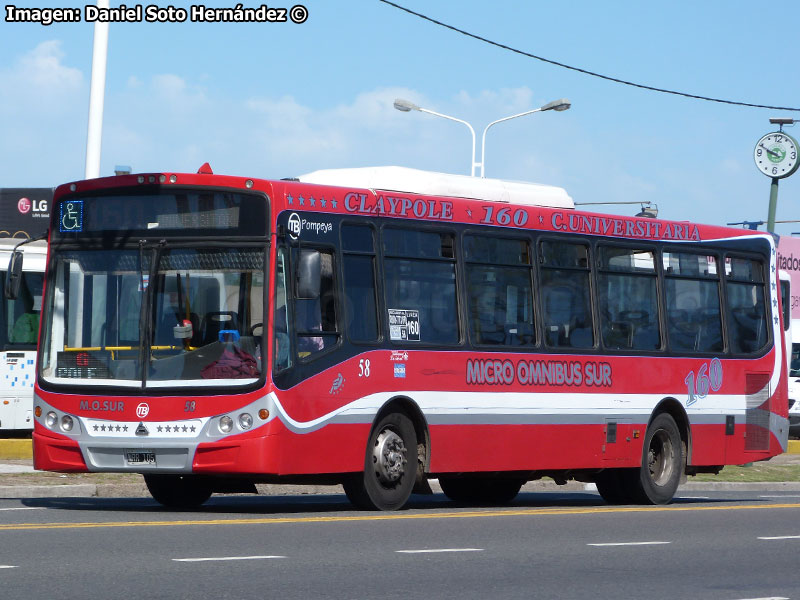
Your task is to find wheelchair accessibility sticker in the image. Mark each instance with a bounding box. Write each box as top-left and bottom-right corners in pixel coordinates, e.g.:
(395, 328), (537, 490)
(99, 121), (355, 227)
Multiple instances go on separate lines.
(60, 200), (84, 233)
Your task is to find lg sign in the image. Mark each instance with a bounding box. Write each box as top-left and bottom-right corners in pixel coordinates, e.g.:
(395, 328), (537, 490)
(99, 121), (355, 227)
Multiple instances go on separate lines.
(17, 197), (48, 215)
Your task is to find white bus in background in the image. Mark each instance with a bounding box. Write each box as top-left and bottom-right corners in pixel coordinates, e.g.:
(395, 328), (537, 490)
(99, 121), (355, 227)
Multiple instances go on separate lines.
(789, 319), (800, 437)
(0, 238), (46, 432)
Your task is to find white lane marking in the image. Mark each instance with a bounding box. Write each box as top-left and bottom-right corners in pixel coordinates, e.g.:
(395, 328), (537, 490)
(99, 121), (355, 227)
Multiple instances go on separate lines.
(173, 555), (285, 562)
(732, 597), (789, 600)
(0, 565), (18, 569)
(760, 495), (800, 498)
(758, 535), (800, 540)
(588, 541), (671, 547)
(676, 496), (710, 500)
(396, 548), (484, 554)
(0, 507), (45, 512)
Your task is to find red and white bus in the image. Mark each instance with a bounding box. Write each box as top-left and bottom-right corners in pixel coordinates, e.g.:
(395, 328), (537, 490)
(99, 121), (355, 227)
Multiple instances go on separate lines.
(20, 164), (789, 510)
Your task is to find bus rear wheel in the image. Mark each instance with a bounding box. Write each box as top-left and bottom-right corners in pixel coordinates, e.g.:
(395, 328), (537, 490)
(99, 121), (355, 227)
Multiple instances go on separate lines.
(343, 412), (417, 511)
(636, 412), (683, 504)
(144, 474), (213, 509)
(439, 476), (523, 505)
(594, 414), (684, 505)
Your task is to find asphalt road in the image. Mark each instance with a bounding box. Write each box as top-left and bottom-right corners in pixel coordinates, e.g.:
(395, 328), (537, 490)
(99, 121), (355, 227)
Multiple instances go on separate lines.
(1, 490), (800, 600)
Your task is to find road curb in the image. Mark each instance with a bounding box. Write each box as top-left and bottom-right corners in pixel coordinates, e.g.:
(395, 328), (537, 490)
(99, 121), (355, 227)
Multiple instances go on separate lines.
(0, 439), (32, 460)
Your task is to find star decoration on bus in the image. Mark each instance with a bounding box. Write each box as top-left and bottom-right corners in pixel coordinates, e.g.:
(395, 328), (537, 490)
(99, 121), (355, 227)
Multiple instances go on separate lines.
(308, 195), (316, 206)
(94, 424), (129, 432)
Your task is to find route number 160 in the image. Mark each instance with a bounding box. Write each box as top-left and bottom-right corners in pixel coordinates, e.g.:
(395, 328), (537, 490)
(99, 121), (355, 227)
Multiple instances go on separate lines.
(684, 358), (723, 407)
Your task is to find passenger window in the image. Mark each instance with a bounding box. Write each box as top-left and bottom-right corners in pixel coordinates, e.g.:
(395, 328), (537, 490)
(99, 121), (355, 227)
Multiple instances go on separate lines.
(464, 235), (534, 346)
(383, 228), (458, 345)
(597, 247), (660, 351)
(663, 252), (723, 353)
(342, 224), (379, 342)
(725, 256), (768, 354)
(539, 240), (594, 349)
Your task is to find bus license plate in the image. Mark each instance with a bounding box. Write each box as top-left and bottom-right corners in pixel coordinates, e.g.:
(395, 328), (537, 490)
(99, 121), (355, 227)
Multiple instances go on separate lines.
(125, 450), (156, 465)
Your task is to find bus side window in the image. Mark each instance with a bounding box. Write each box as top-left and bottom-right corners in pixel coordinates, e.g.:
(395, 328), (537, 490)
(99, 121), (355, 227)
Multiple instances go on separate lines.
(383, 228), (459, 345)
(726, 256), (768, 354)
(539, 240), (594, 349)
(597, 247), (660, 351)
(464, 235), (534, 347)
(663, 251), (723, 353)
(342, 224), (379, 343)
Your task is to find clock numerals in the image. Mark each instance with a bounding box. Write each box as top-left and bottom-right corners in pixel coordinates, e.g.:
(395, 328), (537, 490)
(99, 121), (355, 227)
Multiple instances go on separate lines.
(754, 131), (799, 179)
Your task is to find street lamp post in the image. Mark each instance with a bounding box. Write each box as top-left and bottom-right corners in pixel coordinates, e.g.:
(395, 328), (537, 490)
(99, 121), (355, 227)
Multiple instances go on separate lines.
(394, 99), (478, 176)
(479, 98), (570, 177)
(394, 97), (570, 177)
(84, 0), (109, 179)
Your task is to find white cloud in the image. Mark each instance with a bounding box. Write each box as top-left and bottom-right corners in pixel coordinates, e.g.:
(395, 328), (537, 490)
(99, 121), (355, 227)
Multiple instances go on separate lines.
(0, 41), (86, 184)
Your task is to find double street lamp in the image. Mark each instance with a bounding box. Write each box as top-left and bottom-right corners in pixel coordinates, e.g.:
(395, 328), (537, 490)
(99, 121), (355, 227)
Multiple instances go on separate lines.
(394, 97), (570, 177)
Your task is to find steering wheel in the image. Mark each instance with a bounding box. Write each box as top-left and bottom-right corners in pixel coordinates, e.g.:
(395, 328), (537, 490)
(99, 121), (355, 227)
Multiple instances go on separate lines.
(248, 322), (263, 336)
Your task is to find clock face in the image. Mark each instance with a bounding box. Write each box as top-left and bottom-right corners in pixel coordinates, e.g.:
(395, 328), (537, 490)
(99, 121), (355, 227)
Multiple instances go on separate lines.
(754, 132), (799, 179)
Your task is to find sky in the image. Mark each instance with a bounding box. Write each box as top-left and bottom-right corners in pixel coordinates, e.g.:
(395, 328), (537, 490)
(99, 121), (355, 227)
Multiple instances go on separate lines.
(2, 1), (800, 235)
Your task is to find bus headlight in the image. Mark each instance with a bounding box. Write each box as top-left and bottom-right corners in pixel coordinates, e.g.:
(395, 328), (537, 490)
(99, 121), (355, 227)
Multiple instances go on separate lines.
(60, 415), (74, 432)
(219, 416), (233, 433)
(45, 412), (57, 428)
(238, 413), (253, 430)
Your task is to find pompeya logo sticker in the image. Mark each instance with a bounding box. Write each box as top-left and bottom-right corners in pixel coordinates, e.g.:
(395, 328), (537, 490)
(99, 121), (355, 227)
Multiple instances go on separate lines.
(286, 212), (333, 240)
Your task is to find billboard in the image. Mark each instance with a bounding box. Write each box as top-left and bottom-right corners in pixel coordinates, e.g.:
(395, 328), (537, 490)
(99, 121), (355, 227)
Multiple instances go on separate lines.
(0, 188), (52, 239)
(778, 236), (800, 321)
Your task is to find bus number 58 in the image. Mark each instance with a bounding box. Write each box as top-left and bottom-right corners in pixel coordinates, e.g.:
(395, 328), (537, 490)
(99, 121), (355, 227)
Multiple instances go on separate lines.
(359, 359), (371, 378)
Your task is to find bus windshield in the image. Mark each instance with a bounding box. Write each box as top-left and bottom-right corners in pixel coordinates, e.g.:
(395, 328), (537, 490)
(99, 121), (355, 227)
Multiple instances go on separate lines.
(1, 271), (43, 350)
(39, 245), (266, 389)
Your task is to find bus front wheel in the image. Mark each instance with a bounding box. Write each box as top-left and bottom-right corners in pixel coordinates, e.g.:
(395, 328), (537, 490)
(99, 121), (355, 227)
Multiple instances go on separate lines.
(144, 474), (213, 509)
(343, 412), (417, 511)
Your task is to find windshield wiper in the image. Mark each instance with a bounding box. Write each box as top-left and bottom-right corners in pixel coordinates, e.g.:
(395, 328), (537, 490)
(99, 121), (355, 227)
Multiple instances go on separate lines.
(137, 240), (167, 388)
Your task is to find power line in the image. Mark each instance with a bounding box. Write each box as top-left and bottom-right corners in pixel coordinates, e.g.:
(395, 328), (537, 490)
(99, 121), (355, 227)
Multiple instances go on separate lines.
(379, 0), (800, 113)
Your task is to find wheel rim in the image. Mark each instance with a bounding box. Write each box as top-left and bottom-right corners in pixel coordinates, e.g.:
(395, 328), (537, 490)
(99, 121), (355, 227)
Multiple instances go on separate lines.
(371, 428), (407, 487)
(647, 429), (675, 486)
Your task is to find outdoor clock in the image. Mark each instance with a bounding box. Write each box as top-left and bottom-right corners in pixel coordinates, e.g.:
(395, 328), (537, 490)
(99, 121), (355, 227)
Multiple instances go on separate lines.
(754, 131), (799, 179)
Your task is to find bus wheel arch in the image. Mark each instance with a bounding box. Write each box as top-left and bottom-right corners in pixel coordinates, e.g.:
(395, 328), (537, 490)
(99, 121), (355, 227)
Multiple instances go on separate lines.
(375, 396), (431, 493)
(633, 400), (687, 504)
(343, 396), (429, 510)
(651, 397), (691, 469)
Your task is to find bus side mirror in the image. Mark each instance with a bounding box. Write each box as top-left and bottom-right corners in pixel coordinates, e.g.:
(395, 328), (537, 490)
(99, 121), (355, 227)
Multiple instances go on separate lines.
(296, 249), (321, 299)
(5, 250), (23, 300)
